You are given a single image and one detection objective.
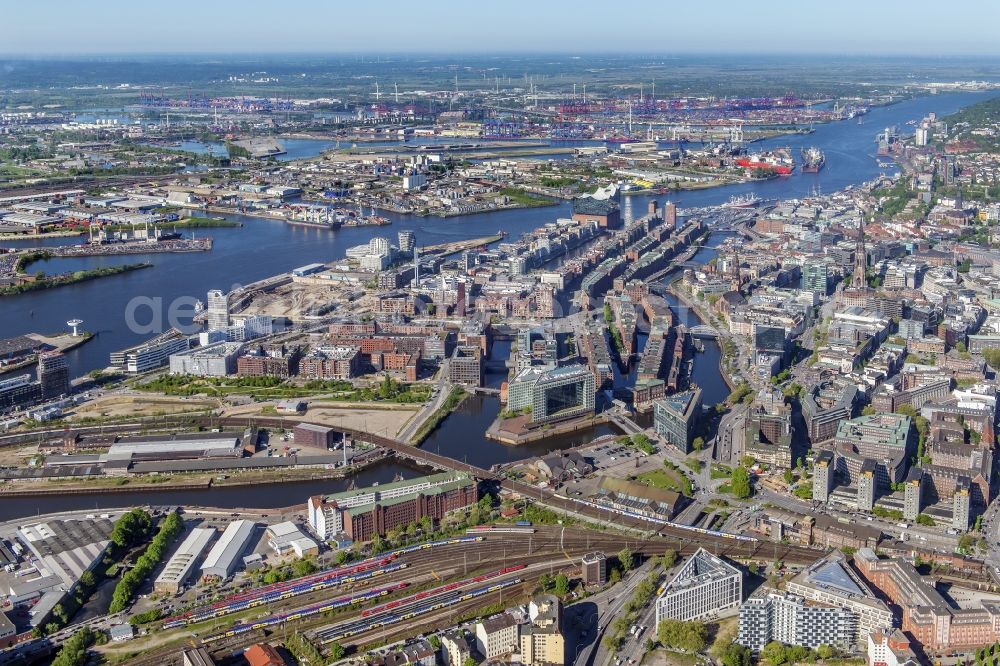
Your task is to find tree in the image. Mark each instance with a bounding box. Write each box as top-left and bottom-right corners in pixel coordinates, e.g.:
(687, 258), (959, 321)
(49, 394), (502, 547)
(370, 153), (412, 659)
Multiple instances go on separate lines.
(53, 603), (68, 625)
(463, 658), (477, 666)
(861, 404), (876, 416)
(110, 508), (152, 549)
(816, 644), (834, 660)
(721, 643), (753, 666)
(692, 436), (704, 452)
(428, 635), (442, 649)
(662, 549), (677, 569)
(539, 573), (553, 591)
(79, 570), (96, 590)
(657, 619), (707, 652)
(291, 557), (318, 577)
(51, 627), (96, 666)
(984, 347), (1000, 369)
(334, 550), (348, 565)
(379, 373), (397, 399)
(786, 645), (813, 662)
(554, 573), (570, 595)
(760, 641), (788, 666)
(371, 534), (387, 555)
(731, 466), (752, 499)
(618, 547), (634, 572)
(328, 642), (346, 661)
(783, 469), (793, 485)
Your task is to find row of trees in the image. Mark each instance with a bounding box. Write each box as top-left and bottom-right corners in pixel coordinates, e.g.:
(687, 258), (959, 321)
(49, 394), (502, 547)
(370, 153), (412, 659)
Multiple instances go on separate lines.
(109, 511), (183, 613)
(758, 640), (833, 665)
(368, 496), (492, 555)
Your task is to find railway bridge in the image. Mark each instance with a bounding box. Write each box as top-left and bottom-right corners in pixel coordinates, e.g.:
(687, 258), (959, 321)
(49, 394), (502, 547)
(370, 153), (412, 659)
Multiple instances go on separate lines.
(221, 415), (497, 480)
(0, 416), (829, 565)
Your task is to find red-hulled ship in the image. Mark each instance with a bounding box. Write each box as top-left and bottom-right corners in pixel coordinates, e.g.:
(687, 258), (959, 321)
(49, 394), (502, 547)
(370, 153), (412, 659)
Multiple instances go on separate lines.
(735, 148), (794, 175)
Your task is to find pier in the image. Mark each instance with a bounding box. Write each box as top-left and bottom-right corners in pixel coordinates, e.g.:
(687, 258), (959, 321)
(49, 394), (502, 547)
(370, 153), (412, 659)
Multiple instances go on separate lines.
(47, 237), (213, 258)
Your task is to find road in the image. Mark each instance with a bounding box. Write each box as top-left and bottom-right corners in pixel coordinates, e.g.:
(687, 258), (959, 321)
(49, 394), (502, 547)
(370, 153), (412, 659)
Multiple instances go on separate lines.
(713, 404), (747, 466)
(574, 558), (659, 666)
(754, 486), (960, 553)
(396, 361), (452, 442)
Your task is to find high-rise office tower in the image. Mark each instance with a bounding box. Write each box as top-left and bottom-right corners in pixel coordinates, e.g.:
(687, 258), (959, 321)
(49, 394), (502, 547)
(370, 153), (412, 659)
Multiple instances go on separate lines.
(206, 289), (230, 331)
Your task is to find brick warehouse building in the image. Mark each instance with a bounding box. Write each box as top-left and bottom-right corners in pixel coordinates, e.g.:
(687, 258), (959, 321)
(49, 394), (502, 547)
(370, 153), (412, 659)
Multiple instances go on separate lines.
(308, 473), (478, 542)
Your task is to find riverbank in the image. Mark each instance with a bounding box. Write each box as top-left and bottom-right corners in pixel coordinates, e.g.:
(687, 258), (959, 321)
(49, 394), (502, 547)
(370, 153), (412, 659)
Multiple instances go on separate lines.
(410, 387), (469, 445)
(0, 331), (95, 376)
(621, 179), (733, 197)
(0, 453), (387, 496)
(205, 204), (392, 227)
(45, 237), (213, 258)
(0, 229), (85, 240)
(110, 216), (241, 230)
(0, 262), (152, 297)
(666, 279), (737, 393)
(486, 412), (613, 445)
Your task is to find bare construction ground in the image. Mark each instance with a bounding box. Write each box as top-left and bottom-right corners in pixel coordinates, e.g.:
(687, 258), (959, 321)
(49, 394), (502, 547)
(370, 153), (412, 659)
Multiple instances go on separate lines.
(223, 401), (418, 437)
(238, 280), (368, 320)
(67, 394), (218, 421)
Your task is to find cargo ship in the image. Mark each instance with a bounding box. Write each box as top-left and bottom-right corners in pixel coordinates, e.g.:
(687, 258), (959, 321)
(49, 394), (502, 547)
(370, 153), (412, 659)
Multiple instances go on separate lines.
(286, 218), (343, 230)
(735, 148), (794, 176)
(801, 147), (825, 173)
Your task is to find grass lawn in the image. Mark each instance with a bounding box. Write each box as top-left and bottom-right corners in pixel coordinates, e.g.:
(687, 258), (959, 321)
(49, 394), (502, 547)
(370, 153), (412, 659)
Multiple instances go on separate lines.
(640, 650), (701, 666)
(636, 468), (684, 493)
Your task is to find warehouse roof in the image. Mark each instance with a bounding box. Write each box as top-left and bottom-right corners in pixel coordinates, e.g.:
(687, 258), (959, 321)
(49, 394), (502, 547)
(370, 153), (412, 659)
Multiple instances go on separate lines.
(155, 528), (215, 588)
(323, 472), (473, 515)
(201, 520), (256, 579)
(109, 432), (242, 458)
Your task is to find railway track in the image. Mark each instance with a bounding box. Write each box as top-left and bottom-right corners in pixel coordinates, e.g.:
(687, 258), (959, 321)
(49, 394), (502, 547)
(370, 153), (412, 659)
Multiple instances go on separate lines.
(161, 526), (817, 641)
(110, 527), (822, 664)
(209, 533), (809, 651)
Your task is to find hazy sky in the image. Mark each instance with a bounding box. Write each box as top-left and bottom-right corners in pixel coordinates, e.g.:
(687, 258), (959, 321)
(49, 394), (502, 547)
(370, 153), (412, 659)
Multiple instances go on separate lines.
(3, 0), (999, 56)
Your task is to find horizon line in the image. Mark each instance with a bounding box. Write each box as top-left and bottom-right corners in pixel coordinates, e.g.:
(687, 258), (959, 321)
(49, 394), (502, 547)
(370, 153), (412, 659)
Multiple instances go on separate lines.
(3, 50), (1000, 59)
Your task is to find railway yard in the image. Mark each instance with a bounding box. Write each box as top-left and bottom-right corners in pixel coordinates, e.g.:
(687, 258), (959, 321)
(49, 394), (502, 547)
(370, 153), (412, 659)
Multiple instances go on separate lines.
(97, 523), (815, 665)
